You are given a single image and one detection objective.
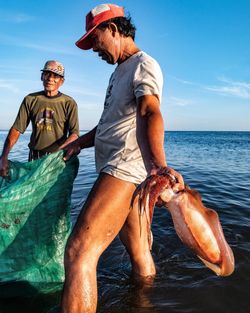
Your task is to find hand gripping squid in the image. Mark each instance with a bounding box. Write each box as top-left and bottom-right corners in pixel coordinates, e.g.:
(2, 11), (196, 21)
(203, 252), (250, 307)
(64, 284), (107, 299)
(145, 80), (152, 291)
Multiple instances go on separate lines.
(133, 169), (235, 276)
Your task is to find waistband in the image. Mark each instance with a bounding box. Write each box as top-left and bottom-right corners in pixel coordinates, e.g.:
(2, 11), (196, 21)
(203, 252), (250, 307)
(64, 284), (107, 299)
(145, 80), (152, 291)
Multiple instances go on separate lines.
(28, 149), (51, 161)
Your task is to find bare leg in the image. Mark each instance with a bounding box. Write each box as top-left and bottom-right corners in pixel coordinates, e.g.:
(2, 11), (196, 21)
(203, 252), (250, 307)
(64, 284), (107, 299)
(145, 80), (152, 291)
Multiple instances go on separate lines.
(119, 195), (156, 278)
(61, 173), (136, 313)
(118, 196), (156, 311)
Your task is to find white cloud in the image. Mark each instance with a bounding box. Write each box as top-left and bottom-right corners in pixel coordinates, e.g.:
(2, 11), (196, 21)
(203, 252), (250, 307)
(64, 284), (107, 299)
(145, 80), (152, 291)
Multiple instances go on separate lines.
(0, 80), (19, 93)
(205, 77), (250, 99)
(169, 75), (250, 100)
(168, 96), (193, 107)
(168, 75), (195, 85)
(0, 34), (78, 55)
(0, 10), (34, 23)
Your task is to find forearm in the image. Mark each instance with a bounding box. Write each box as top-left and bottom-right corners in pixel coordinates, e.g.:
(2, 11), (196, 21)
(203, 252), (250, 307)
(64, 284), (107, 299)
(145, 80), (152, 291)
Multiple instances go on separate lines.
(77, 126), (97, 149)
(59, 133), (79, 150)
(137, 111), (166, 173)
(136, 95), (167, 173)
(62, 126), (97, 161)
(146, 111), (167, 169)
(136, 97), (184, 189)
(0, 127), (20, 176)
(1, 127), (21, 159)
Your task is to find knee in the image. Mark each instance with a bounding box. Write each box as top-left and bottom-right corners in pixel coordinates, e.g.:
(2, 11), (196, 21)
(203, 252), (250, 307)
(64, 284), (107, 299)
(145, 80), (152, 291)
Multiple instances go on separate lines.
(64, 235), (97, 270)
(64, 238), (79, 269)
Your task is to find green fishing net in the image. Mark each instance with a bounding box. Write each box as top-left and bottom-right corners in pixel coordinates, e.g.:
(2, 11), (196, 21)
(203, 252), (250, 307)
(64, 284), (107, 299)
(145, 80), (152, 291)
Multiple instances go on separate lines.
(0, 151), (79, 296)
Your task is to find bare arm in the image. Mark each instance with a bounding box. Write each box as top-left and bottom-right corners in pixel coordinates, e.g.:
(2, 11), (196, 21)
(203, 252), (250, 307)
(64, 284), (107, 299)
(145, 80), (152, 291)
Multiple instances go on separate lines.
(63, 126), (97, 161)
(59, 133), (79, 150)
(136, 95), (184, 190)
(0, 127), (21, 177)
(136, 95), (166, 172)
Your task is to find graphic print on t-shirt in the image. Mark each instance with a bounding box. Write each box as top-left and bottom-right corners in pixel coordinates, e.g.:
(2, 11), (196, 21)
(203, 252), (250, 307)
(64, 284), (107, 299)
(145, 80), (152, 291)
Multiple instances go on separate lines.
(35, 107), (55, 131)
(104, 75), (115, 109)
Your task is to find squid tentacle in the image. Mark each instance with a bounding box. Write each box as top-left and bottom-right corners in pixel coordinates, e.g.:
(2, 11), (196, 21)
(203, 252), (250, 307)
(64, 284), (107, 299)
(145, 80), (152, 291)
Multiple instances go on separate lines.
(133, 173), (235, 277)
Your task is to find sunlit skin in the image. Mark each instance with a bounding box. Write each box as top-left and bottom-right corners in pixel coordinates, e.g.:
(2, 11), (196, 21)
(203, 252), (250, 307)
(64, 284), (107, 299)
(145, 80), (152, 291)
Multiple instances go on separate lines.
(90, 24), (140, 65)
(61, 23), (185, 313)
(41, 71), (64, 97)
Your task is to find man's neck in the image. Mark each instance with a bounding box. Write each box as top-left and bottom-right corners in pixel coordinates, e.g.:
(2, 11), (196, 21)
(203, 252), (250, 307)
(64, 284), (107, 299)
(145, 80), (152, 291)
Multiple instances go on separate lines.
(118, 38), (140, 64)
(44, 90), (59, 97)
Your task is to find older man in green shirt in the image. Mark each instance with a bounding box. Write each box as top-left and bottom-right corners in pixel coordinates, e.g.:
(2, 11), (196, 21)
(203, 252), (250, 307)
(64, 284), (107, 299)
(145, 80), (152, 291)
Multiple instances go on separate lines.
(0, 60), (79, 176)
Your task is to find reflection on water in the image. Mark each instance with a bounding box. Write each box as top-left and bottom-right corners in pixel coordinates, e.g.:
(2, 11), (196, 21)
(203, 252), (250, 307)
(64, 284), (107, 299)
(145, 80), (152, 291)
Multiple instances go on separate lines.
(0, 131), (249, 313)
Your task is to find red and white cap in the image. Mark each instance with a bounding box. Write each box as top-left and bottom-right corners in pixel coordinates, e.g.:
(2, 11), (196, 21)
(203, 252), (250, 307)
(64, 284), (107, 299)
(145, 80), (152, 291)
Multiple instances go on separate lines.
(75, 3), (125, 50)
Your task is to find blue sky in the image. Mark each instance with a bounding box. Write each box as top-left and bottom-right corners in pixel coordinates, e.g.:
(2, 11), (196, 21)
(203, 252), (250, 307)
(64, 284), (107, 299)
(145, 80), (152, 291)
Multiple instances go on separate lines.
(0, 0), (249, 131)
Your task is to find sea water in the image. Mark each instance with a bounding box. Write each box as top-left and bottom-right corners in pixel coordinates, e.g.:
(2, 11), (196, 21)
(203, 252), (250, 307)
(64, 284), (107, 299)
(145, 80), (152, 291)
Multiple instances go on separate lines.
(0, 131), (249, 313)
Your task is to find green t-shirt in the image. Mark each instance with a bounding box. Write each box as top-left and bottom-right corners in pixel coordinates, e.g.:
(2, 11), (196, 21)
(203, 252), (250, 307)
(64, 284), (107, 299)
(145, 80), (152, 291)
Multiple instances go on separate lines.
(13, 91), (79, 152)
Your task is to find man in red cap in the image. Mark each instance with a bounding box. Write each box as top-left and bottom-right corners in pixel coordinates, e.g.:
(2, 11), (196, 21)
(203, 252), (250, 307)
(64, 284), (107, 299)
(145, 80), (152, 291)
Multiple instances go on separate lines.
(61, 4), (184, 313)
(0, 60), (79, 176)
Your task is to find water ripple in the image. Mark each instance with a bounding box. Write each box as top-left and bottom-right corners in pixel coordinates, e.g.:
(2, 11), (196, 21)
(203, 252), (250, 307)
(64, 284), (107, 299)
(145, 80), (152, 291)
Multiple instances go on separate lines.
(0, 131), (249, 313)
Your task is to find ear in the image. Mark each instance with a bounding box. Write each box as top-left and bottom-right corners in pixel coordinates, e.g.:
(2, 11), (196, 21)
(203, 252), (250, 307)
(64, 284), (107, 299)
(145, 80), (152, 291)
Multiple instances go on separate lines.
(109, 23), (118, 36)
(58, 77), (65, 87)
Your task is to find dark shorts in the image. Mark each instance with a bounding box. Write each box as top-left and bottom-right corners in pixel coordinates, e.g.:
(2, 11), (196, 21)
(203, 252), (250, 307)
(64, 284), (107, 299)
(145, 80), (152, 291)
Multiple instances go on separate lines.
(28, 149), (50, 161)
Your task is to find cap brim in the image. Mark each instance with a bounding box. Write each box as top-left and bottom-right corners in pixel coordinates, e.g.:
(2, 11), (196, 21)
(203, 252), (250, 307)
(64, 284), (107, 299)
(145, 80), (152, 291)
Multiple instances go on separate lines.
(75, 25), (98, 50)
(41, 69), (64, 77)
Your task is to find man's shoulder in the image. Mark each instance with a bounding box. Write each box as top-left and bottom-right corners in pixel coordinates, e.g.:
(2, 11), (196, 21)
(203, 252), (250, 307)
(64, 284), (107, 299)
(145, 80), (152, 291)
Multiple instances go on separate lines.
(132, 51), (154, 62)
(138, 51), (160, 66)
(125, 51), (160, 71)
(59, 93), (77, 104)
(24, 91), (76, 103)
(24, 91), (44, 100)
(21, 91), (44, 105)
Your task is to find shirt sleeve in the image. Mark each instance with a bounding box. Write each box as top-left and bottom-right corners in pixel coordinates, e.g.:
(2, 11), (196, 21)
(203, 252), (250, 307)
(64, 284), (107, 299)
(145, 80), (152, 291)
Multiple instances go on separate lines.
(12, 97), (30, 133)
(67, 99), (80, 136)
(133, 57), (163, 102)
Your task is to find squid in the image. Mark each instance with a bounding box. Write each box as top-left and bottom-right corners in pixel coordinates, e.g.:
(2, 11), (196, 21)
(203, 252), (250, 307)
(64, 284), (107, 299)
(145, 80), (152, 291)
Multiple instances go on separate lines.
(133, 170), (235, 276)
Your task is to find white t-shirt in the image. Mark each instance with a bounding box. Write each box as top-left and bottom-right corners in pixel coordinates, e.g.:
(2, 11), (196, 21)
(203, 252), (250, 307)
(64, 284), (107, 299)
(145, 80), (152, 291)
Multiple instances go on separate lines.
(95, 51), (163, 184)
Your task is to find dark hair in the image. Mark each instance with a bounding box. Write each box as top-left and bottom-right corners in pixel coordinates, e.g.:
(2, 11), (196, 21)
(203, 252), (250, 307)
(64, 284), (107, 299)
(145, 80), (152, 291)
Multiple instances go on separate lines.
(98, 16), (136, 40)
